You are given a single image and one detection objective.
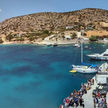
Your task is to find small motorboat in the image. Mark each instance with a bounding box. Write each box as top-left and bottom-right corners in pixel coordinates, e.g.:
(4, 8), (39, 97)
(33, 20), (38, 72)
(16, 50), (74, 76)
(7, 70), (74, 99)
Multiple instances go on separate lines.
(47, 43), (52, 47)
(87, 49), (108, 61)
(53, 43), (58, 47)
(74, 43), (80, 48)
(85, 46), (89, 49)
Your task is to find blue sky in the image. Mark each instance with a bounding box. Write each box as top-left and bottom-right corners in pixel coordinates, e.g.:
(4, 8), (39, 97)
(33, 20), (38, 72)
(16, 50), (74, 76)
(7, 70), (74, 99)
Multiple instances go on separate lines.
(0, 0), (108, 22)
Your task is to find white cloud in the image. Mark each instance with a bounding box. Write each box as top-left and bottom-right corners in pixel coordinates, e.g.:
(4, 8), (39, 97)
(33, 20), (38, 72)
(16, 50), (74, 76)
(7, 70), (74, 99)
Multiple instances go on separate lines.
(0, 9), (2, 12)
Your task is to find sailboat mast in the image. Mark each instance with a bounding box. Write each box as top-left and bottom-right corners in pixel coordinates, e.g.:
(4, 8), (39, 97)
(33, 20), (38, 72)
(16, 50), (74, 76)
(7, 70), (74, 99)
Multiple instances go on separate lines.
(81, 38), (83, 63)
(81, 30), (84, 63)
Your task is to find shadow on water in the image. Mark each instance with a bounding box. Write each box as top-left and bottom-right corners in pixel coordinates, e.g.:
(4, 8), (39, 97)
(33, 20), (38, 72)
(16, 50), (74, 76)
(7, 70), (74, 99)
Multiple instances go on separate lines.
(71, 72), (96, 79)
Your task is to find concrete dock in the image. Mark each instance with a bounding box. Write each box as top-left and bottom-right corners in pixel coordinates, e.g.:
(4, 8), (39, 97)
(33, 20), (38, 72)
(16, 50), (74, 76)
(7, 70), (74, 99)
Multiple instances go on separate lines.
(79, 77), (97, 108)
(66, 77), (97, 108)
(63, 63), (108, 108)
(67, 76), (106, 108)
(78, 77), (108, 108)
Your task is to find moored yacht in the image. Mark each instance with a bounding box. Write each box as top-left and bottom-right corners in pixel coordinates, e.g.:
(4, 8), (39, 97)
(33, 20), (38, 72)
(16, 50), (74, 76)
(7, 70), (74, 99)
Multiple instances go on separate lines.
(87, 49), (108, 61)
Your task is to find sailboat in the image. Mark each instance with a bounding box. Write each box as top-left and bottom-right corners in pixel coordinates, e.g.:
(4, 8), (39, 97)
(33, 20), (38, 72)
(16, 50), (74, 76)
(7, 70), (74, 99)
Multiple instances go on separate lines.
(70, 31), (98, 73)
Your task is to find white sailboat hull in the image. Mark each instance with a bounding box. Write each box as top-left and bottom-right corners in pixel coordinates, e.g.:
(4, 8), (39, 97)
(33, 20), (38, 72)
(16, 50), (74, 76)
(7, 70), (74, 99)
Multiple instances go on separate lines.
(72, 65), (97, 73)
(87, 49), (108, 61)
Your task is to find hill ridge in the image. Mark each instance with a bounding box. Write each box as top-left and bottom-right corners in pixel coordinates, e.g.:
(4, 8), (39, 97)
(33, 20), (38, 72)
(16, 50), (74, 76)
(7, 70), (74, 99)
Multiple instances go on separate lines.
(1, 8), (108, 35)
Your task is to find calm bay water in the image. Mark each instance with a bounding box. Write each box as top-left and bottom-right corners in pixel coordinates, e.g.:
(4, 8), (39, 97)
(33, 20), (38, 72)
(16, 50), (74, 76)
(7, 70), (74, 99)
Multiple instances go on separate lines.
(0, 43), (107, 108)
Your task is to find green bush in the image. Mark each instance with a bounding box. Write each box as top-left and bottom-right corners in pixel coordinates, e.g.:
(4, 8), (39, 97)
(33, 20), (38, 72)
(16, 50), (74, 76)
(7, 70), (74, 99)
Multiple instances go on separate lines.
(6, 34), (14, 41)
(62, 35), (65, 39)
(26, 31), (50, 40)
(89, 36), (98, 41)
(15, 38), (24, 41)
(0, 38), (3, 43)
(41, 35), (48, 40)
(43, 30), (50, 35)
(71, 33), (77, 39)
(29, 36), (37, 41)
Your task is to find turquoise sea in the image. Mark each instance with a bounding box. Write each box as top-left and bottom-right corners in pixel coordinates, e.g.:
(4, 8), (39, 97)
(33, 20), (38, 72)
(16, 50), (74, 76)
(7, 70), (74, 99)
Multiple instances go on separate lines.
(0, 43), (107, 108)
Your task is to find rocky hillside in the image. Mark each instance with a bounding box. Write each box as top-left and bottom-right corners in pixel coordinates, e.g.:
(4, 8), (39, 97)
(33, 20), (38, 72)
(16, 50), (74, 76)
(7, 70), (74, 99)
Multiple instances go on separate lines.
(1, 8), (108, 36)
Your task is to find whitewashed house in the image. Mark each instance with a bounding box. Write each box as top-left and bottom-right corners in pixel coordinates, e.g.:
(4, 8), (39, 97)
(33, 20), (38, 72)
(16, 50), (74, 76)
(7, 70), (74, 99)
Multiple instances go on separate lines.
(77, 32), (81, 38)
(64, 35), (71, 39)
(66, 26), (74, 30)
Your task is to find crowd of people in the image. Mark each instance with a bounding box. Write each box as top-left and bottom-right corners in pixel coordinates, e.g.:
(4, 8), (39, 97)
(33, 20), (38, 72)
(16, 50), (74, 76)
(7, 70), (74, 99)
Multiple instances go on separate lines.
(59, 79), (95, 108)
(93, 91), (107, 108)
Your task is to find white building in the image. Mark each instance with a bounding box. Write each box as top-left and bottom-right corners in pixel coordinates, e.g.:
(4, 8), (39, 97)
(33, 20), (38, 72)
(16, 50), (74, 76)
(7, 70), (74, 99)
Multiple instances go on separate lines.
(77, 32), (81, 38)
(64, 35), (71, 39)
(66, 26), (74, 29)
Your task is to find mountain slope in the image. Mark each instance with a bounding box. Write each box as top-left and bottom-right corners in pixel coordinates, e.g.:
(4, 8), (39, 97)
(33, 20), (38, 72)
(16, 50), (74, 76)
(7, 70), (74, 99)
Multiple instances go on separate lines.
(1, 8), (108, 35)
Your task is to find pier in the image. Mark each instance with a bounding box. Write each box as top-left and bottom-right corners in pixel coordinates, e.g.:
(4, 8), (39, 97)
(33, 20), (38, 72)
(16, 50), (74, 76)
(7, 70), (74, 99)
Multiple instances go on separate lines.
(61, 63), (108, 108)
(78, 77), (97, 108)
